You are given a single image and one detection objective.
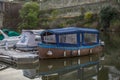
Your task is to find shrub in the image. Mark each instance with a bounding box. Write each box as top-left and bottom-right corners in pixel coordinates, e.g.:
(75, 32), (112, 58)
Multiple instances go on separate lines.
(99, 6), (119, 31)
(84, 11), (93, 21)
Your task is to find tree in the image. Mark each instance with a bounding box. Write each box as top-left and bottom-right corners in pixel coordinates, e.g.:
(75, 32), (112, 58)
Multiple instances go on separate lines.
(99, 6), (118, 31)
(18, 2), (39, 30)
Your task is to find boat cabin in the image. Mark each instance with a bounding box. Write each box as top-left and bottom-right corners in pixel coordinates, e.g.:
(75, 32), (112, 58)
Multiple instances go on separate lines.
(16, 29), (44, 51)
(40, 27), (99, 47)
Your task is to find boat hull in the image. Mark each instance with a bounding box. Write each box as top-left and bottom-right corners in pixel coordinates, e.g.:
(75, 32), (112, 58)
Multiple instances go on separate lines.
(15, 45), (37, 51)
(37, 46), (103, 59)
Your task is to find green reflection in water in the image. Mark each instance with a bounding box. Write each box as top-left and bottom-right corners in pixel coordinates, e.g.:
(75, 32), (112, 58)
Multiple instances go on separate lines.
(100, 32), (120, 70)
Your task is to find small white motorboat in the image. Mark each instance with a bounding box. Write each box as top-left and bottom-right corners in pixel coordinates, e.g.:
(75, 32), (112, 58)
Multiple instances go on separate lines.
(0, 29), (20, 48)
(15, 29), (44, 51)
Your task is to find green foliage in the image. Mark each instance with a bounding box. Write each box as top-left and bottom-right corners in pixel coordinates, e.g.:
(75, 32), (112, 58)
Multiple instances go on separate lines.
(49, 10), (60, 28)
(110, 19), (120, 31)
(66, 19), (75, 25)
(99, 6), (118, 30)
(58, 23), (66, 28)
(18, 2), (39, 30)
(80, 7), (86, 15)
(78, 15), (84, 20)
(50, 10), (59, 20)
(84, 11), (93, 21)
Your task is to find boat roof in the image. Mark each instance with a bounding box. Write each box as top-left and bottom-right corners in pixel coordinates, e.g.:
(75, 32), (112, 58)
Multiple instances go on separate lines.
(41, 27), (99, 35)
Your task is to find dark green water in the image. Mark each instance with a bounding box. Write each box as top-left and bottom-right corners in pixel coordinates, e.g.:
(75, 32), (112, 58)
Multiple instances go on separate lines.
(0, 32), (120, 80)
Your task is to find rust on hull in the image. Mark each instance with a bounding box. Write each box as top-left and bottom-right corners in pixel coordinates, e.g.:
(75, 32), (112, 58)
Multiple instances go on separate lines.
(37, 46), (103, 59)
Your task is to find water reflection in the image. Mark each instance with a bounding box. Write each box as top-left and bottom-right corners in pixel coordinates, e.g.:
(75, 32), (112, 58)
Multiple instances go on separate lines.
(99, 32), (120, 80)
(1, 52), (119, 80)
(23, 54), (103, 80)
(0, 63), (9, 71)
(100, 32), (120, 70)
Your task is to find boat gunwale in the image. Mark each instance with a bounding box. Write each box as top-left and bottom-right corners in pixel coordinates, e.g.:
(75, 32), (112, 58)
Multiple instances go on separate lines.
(38, 43), (102, 50)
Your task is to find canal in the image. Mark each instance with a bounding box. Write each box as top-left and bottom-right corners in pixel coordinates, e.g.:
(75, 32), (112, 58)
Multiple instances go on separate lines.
(0, 32), (120, 80)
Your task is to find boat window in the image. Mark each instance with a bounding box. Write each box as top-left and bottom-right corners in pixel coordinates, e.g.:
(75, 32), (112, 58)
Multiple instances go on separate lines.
(35, 35), (41, 41)
(20, 34), (28, 43)
(80, 34), (82, 44)
(83, 33), (97, 45)
(59, 34), (77, 44)
(43, 35), (56, 43)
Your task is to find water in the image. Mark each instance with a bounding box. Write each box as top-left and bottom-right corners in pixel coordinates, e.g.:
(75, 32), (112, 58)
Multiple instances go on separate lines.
(0, 32), (120, 80)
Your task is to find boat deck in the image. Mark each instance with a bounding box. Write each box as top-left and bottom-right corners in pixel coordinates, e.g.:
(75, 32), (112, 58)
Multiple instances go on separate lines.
(0, 49), (39, 64)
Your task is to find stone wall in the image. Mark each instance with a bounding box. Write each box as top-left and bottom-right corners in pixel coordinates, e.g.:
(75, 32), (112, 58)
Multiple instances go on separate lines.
(40, 0), (106, 10)
(0, 1), (22, 30)
(0, 1), (4, 28)
(40, 0), (120, 17)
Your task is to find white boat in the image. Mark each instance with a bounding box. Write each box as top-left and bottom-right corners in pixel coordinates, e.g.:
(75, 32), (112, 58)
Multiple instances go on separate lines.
(15, 29), (44, 51)
(0, 30), (20, 48)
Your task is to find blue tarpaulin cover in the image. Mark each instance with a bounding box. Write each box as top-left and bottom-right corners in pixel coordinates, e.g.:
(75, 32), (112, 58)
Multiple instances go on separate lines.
(41, 27), (99, 34)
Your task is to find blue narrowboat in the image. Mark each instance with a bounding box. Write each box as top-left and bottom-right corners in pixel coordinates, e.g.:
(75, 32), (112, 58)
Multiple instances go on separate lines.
(38, 27), (104, 59)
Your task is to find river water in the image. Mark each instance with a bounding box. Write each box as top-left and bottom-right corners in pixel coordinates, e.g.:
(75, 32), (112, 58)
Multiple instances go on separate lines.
(0, 32), (120, 80)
